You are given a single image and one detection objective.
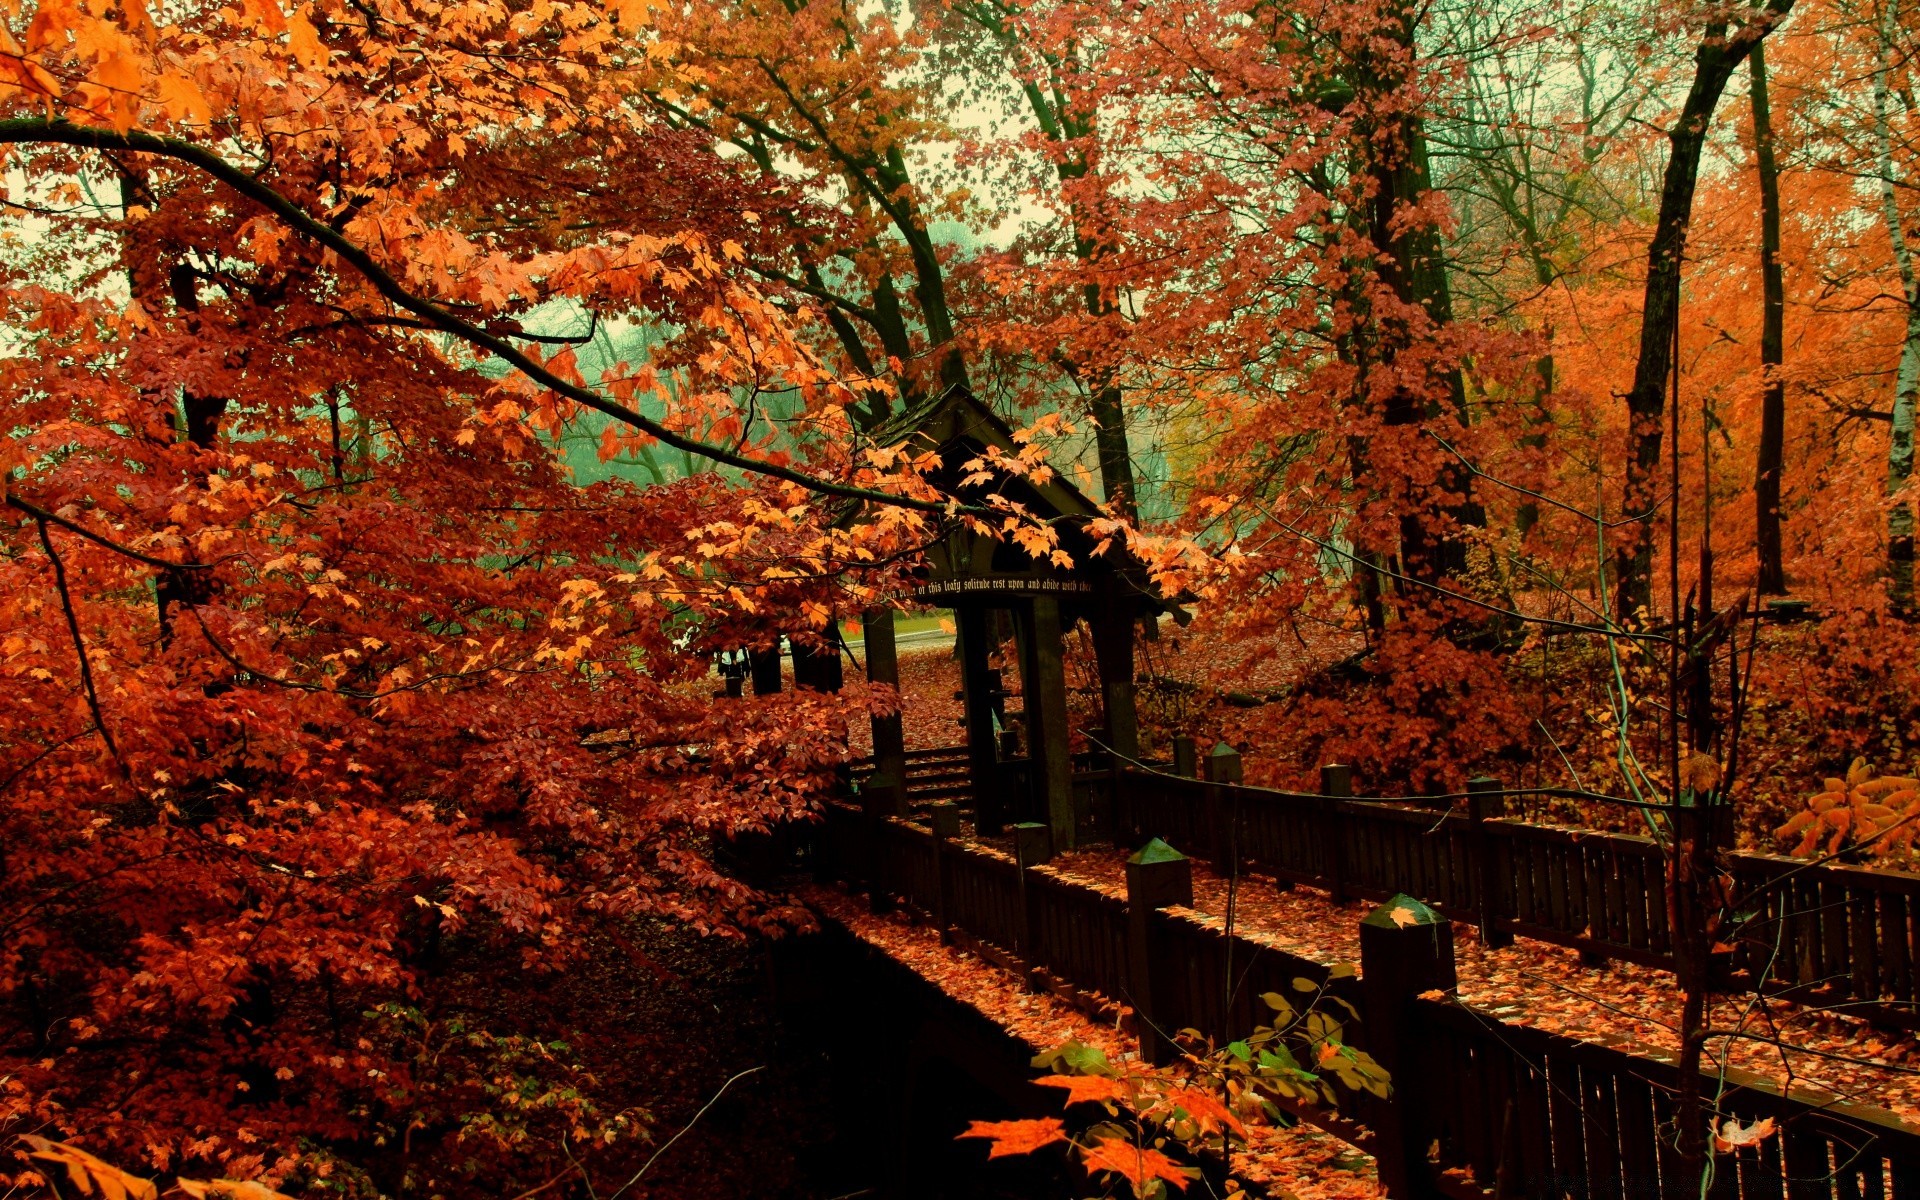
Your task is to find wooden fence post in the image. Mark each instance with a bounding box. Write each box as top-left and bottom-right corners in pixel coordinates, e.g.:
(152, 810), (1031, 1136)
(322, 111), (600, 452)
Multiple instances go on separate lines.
(863, 607), (907, 816)
(1205, 743), (1243, 873)
(1320, 763), (1353, 905)
(1172, 735), (1197, 778)
(1360, 893), (1457, 1200)
(866, 809), (895, 915)
(1467, 776), (1513, 950)
(1126, 838), (1193, 1065)
(929, 801), (959, 944)
(1014, 821), (1052, 988)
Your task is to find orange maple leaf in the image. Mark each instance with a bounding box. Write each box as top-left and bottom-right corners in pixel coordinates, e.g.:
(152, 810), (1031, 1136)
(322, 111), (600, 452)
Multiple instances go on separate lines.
(1080, 1135), (1194, 1193)
(1034, 1073), (1131, 1106)
(956, 1117), (1067, 1159)
(1164, 1085), (1245, 1137)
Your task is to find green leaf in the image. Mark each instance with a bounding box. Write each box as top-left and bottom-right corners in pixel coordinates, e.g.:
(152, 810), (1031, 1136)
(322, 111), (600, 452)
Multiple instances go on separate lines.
(1030, 1038), (1113, 1076)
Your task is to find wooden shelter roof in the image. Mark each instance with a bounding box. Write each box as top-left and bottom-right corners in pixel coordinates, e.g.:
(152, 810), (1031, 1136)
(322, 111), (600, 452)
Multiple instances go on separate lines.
(862, 385), (1170, 616)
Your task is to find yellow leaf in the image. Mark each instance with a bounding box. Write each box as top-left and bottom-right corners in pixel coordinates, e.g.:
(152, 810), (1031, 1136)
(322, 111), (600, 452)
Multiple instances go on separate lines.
(18, 1136), (159, 1200)
(154, 72), (211, 123)
(612, 0), (653, 28)
(287, 6), (324, 66)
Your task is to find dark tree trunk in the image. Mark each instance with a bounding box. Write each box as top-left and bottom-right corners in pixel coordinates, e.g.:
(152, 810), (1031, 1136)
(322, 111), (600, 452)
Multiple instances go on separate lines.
(1751, 42), (1788, 595)
(1358, 14), (1482, 586)
(1614, 3), (1794, 620)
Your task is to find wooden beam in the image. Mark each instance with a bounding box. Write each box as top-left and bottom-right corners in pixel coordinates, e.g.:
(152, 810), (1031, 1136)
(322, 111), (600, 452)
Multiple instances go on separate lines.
(1021, 594), (1077, 851)
(1090, 606), (1140, 763)
(863, 607), (907, 815)
(958, 606), (1004, 833)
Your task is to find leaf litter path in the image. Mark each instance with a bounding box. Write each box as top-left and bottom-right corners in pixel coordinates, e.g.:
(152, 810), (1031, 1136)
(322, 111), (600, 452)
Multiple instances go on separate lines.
(802, 884), (1387, 1199)
(1026, 847), (1920, 1129)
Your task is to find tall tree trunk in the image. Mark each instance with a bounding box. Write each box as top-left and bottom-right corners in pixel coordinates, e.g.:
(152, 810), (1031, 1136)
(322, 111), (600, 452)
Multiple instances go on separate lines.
(1008, 63), (1140, 518)
(1876, 0), (1919, 611)
(1359, 7), (1482, 587)
(1614, 2), (1793, 621)
(1751, 41), (1789, 595)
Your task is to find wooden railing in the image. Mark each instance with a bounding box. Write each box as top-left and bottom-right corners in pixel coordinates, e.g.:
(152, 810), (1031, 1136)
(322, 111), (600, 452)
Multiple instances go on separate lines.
(810, 802), (1920, 1200)
(1115, 766), (1920, 1029)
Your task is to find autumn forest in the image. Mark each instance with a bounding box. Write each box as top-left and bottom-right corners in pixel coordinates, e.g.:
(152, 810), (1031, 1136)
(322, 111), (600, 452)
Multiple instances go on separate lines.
(1, 0), (1919, 1194)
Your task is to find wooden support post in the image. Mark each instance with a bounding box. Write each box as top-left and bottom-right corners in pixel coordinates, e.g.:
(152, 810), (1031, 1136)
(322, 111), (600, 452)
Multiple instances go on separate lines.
(862, 607), (907, 817)
(1359, 893), (1457, 1200)
(749, 643), (782, 695)
(1172, 735), (1197, 778)
(1090, 606), (1140, 763)
(957, 606), (1006, 834)
(867, 810), (895, 915)
(928, 801), (960, 944)
(1021, 595), (1077, 852)
(1320, 763), (1353, 905)
(1467, 776), (1514, 950)
(793, 638), (843, 693)
(1204, 743), (1242, 871)
(719, 653), (746, 699)
(1126, 838), (1193, 1065)
(1014, 822), (1052, 988)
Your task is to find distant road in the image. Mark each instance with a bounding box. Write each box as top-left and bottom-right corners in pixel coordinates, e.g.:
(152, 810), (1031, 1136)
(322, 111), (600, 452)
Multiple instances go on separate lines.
(845, 626), (954, 653)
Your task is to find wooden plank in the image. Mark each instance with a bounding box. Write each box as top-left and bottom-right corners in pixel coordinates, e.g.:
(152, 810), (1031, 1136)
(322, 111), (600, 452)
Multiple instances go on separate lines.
(1783, 1123), (1834, 1200)
(1550, 1048), (1591, 1200)
(1647, 855), (1672, 954)
(1824, 878), (1853, 994)
(1605, 844), (1630, 946)
(1584, 844), (1609, 948)
(1747, 1135), (1789, 1200)
(1512, 1043), (1556, 1197)
(1472, 1036), (1507, 1187)
(1796, 876), (1824, 988)
(1855, 1152), (1887, 1200)
(1892, 1149), (1920, 1200)
(1624, 851), (1651, 952)
(1532, 840), (1557, 928)
(1883, 892), (1913, 1009)
(1854, 887), (1882, 1007)
(1653, 1084), (1684, 1197)
(1615, 1071), (1663, 1200)
(1547, 841), (1571, 932)
(1582, 1060), (1624, 1200)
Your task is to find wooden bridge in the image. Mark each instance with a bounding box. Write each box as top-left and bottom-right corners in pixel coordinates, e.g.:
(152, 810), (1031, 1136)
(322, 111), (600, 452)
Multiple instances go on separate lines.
(811, 750), (1920, 1200)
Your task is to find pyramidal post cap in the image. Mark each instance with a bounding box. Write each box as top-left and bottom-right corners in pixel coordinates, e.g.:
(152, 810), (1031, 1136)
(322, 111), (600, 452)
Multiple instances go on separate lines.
(1360, 893), (1445, 929)
(1210, 742), (1238, 757)
(1128, 837), (1187, 865)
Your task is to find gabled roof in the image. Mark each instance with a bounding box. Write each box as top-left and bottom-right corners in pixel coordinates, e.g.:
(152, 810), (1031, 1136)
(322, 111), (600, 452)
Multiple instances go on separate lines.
(864, 384), (1111, 524)
(855, 385), (1172, 614)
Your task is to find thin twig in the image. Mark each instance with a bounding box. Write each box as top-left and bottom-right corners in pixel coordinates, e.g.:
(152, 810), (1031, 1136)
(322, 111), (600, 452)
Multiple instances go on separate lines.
(33, 519), (125, 775)
(606, 1066), (764, 1200)
(8, 490), (213, 571)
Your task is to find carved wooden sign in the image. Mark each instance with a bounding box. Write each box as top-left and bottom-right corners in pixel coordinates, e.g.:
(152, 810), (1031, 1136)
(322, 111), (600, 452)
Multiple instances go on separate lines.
(909, 577), (1093, 599)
